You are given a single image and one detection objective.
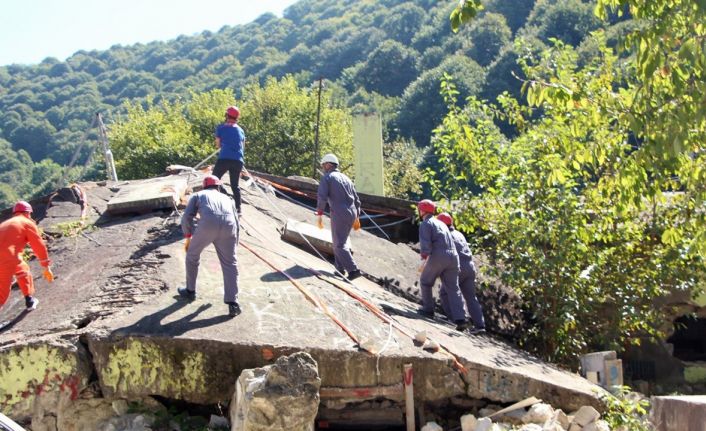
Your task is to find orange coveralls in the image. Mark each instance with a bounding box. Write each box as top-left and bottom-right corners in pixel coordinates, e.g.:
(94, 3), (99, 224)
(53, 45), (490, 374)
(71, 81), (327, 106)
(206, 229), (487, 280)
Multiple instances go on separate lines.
(0, 214), (50, 306)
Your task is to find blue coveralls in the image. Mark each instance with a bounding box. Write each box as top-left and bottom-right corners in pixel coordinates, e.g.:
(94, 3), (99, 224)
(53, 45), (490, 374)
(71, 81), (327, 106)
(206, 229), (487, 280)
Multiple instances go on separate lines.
(440, 228), (486, 329)
(181, 188), (240, 303)
(316, 169), (361, 274)
(418, 215), (466, 322)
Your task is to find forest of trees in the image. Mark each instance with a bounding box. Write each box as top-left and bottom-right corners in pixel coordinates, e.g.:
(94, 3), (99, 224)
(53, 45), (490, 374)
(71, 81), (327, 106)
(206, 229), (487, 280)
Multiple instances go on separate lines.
(0, 0), (616, 206)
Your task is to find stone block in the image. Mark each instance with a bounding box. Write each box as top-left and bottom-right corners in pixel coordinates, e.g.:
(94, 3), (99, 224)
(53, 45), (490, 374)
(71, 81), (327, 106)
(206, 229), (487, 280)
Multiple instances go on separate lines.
(518, 424), (543, 431)
(461, 413), (478, 431)
(650, 395), (706, 431)
(106, 176), (187, 214)
(550, 409), (570, 429)
(522, 403), (554, 424)
(229, 351), (321, 431)
(421, 422), (443, 431)
(583, 420), (610, 431)
(281, 218), (350, 256)
(476, 417), (494, 431)
(571, 406), (600, 427)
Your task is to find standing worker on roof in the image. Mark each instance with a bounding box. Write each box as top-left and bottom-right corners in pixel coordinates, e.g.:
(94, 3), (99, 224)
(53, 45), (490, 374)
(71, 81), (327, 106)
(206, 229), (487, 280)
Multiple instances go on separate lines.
(437, 212), (486, 335)
(179, 175), (241, 317)
(0, 201), (54, 311)
(213, 106), (245, 217)
(416, 200), (469, 332)
(315, 153), (362, 280)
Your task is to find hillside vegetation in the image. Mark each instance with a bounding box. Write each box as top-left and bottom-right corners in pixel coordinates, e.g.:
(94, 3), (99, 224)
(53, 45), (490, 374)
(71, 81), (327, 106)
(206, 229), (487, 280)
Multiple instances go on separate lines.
(1, 0), (704, 367)
(1, 0), (611, 205)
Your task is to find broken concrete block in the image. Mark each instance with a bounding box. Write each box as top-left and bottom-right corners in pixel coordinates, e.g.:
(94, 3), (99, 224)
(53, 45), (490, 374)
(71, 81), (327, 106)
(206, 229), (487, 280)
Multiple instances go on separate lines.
(111, 399), (129, 416)
(281, 218), (350, 256)
(229, 351), (321, 431)
(421, 422), (444, 431)
(571, 406), (600, 427)
(107, 176), (187, 214)
(517, 424), (543, 431)
(550, 409), (570, 429)
(522, 403), (554, 424)
(461, 413), (478, 431)
(475, 417), (494, 431)
(582, 420), (610, 431)
(651, 395), (706, 431)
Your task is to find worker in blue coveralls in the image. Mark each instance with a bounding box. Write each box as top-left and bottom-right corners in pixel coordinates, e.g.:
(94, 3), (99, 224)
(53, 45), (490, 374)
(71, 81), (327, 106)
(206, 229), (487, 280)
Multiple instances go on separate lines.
(213, 106), (245, 217)
(179, 175), (241, 317)
(437, 212), (486, 335)
(416, 199), (469, 332)
(315, 153), (362, 280)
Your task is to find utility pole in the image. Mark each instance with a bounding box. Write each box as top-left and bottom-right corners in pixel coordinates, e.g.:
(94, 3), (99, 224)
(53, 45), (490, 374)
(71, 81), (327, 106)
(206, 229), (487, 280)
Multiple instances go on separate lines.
(96, 113), (118, 182)
(313, 77), (323, 178)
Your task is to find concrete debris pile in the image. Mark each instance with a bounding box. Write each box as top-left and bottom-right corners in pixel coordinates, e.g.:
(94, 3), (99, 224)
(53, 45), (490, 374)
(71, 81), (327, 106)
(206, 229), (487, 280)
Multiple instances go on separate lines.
(422, 403), (610, 431)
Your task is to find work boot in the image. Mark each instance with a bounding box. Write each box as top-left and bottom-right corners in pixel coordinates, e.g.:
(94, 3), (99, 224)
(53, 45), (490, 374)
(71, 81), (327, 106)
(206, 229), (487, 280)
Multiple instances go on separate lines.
(347, 269), (362, 281)
(177, 287), (196, 301)
(227, 302), (241, 317)
(469, 327), (486, 335)
(417, 308), (434, 319)
(25, 296), (39, 311)
(455, 319), (470, 331)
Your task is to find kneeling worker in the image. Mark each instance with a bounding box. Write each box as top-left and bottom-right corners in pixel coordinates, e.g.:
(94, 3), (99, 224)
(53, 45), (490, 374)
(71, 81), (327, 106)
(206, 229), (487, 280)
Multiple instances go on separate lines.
(180, 175), (241, 317)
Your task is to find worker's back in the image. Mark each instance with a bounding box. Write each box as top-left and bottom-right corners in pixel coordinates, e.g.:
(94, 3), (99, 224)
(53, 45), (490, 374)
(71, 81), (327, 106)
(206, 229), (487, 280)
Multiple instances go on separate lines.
(0, 215), (39, 264)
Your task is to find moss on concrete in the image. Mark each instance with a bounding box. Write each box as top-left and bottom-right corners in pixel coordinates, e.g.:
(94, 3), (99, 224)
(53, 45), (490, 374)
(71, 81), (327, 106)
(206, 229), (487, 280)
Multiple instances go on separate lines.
(0, 343), (87, 414)
(101, 339), (207, 398)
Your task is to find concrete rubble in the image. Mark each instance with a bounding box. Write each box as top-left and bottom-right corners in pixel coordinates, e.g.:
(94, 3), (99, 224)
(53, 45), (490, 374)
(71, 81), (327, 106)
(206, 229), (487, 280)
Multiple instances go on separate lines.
(1, 172), (608, 429)
(229, 351), (321, 431)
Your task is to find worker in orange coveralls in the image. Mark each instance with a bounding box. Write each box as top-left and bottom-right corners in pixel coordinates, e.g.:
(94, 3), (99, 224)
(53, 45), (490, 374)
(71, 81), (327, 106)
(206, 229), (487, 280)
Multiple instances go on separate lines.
(0, 201), (54, 311)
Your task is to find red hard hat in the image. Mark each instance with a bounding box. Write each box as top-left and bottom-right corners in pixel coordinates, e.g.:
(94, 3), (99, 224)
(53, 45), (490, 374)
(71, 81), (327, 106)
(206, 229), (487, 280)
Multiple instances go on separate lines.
(203, 175), (221, 188)
(13, 201), (33, 213)
(225, 106), (240, 120)
(417, 199), (436, 214)
(437, 212), (453, 226)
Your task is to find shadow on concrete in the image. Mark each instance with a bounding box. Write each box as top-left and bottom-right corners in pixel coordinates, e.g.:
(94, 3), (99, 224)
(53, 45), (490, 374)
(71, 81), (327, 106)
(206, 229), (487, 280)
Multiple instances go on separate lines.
(114, 298), (233, 337)
(0, 309), (30, 333)
(259, 264), (316, 282)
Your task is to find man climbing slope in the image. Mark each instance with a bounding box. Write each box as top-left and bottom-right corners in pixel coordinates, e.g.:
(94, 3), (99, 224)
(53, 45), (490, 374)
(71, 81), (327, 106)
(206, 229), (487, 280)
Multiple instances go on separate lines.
(179, 175), (241, 317)
(437, 212), (486, 335)
(416, 199), (469, 331)
(0, 201), (54, 311)
(315, 153), (362, 280)
(213, 106), (246, 217)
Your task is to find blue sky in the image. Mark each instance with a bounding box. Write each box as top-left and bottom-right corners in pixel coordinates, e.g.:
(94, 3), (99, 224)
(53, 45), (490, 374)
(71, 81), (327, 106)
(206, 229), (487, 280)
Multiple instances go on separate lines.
(0, 0), (299, 66)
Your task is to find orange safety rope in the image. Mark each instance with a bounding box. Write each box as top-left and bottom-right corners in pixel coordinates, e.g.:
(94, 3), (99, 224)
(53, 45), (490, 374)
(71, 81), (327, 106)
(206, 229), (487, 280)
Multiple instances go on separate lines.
(312, 271), (468, 374)
(240, 241), (362, 347)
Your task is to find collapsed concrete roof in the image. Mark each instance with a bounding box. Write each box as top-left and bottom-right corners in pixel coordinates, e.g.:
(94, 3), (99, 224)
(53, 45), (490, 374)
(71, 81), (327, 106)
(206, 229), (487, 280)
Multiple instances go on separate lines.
(0, 170), (604, 424)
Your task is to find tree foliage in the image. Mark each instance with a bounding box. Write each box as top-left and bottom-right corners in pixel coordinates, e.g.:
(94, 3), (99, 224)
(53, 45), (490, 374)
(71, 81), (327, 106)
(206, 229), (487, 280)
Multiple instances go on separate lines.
(431, 0), (706, 363)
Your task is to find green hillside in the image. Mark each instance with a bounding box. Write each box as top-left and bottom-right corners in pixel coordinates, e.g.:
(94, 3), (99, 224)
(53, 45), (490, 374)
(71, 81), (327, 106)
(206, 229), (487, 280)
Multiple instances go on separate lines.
(0, 0), (617, 206)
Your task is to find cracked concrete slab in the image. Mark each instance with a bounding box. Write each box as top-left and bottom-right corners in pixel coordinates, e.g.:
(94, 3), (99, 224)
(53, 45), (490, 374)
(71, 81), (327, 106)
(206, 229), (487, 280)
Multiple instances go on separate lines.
(1, 175), (605, 424)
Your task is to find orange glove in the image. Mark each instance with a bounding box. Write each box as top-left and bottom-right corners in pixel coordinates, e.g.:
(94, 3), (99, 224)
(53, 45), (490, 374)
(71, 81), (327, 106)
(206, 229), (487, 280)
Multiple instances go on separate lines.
(184, 238), (191, 251)
(43, 267), (55, 283)
(317, 215), (324, 229)
(352, 218), (361, 231)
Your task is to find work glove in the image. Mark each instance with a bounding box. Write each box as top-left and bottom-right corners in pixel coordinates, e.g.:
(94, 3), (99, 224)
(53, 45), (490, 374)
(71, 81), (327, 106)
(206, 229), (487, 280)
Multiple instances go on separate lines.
(43, 267), (55, 283)
(317, 215), (324, 229)
(352, 218), (361, 231)
(184, 237), (191, 252)
(418, 257), (428, 274)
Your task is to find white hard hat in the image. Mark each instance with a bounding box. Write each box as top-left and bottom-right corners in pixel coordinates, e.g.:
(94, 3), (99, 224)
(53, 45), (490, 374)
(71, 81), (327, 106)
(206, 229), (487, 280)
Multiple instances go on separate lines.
(320, 153), (339, 165)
